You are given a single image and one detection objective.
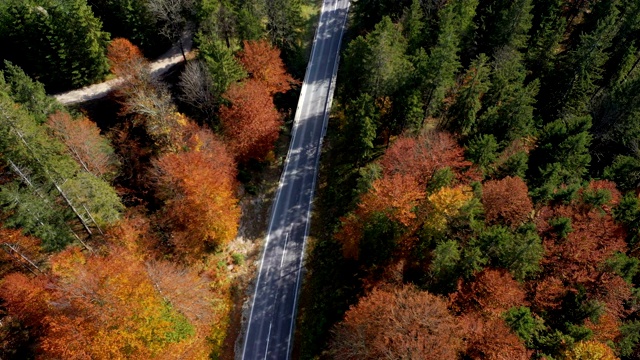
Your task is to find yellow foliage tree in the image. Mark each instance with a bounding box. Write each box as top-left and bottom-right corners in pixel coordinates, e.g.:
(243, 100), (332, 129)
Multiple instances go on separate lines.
(425, 186), (473, 231)
(564, 341), (619, 360)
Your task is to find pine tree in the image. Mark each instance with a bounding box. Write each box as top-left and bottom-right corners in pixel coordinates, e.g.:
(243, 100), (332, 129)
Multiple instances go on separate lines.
(546, 5), (620, 118)
(444, 54), (491, 137)
(527, 115), (593, 201)
(343, 94), (378, 166)
(413, 0), (479, 118)
(0, 0), (110, 93)
(478, 47), (539, 143)
(344, 17), (413, 99)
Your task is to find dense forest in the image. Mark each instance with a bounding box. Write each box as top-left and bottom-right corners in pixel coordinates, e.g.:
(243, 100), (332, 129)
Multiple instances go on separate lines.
(0, 0), (309, 358)
(2, 0), (640, 359)
(297, 0), (640, 359)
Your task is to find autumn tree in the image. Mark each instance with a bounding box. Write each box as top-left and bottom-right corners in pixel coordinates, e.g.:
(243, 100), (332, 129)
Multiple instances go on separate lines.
(0, 227), (46, 277)
(482, 176), (533, 228)
(336, 174), (424, 260)
(219, 79), (282, 162)
(237, 39), (296, 95)
(451, 268), (528, 317)
(380, 131), (473, 187)
(108, 38), (186, 151)
(328, 286), (463, 360)
(107, 37), (148, 79)
(154, 126), (240, 258)
(563, 341), (619, 360)
(462, 314), (532, 360)
(46, 112), (119, 180)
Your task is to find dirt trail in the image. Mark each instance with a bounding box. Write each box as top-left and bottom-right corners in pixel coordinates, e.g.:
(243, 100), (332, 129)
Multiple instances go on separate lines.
(53, 33), (194, 105)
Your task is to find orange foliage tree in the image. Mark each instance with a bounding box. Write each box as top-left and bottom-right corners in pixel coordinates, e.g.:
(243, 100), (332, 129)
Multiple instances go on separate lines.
(220, 79), (282, 162)
(154, 126), (240, 258)
(0, 244), (223, 359)
(0, 227), (45, 277)
(46, 112), (119, 180)
(450, 268), (527, 317)
(107, 38), (147, 79)
(462, 314), (532, 360)
(237, 40), (296, 95)
(335, 174), (424, 259)
(380, 131), (476, 187)
(328, 285), (463, 360)
(536, 183), (627, 287)
(482, 176), (533, 228)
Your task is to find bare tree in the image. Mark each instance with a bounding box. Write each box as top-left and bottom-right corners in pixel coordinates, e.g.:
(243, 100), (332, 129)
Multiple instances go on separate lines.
(146, 0), (195, 61)
(179, 60), (219, 120)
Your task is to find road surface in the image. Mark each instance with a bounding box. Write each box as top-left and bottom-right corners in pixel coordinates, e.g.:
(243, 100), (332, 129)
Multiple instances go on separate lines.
(53, 33), (193, 105)
(241, 0), (350, 359)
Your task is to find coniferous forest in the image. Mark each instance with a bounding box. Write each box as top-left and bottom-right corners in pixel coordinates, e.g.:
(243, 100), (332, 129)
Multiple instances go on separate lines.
(1, 0), (640, 359)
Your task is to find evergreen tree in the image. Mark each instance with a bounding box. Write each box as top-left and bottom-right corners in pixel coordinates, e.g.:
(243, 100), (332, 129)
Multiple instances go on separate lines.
(474, 0), (533, 55)
(0, 0), (110, 93)
(478, 47), (539, 144)
(352, 0), (412, 33)
(0, 62), (63, 124)
(87, 0), (169, 56)
(444, 54), (491, 137)
(343, 94), (379, 167)
(402, 0), (425, 54)
(233, 0), (265, 41)
(265, 0), (303, 53)
(526, 0), (566, 82)
(0, 82), (123, 247)
(527, 115), (592, 201)
(197, 33), (247, 96)
(413, 0), (479, 118)
(544, 5), (620, 118)
(344, 17), (413, 99)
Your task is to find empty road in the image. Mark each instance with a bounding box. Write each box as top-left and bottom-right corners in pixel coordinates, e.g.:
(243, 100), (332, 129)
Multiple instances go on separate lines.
(241, 0), (350, 359)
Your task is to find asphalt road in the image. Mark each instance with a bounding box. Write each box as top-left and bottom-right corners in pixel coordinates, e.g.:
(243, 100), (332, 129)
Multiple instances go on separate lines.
(241, 0), (350, 359)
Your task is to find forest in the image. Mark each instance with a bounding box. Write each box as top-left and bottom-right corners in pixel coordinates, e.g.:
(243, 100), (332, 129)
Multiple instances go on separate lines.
(0, 0), (309, 358)
(1, 0), (640, 359)
(296, 0), (640, 359)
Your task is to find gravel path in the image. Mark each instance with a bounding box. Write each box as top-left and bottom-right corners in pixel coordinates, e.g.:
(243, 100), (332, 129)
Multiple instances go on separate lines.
(53, 33), (194, 105)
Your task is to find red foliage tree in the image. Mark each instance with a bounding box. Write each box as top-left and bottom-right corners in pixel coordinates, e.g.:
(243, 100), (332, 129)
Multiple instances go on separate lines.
(380, 131), (476, 187)
(462, 314), (532, 360)
(537, 203), (627, 286)
(237, 40), (296, 94)
(335, 174), (425, 259)
(450, 268), (527, 317)
(107, 38), (147, 78)
(220, 79), (282, 162)
(530, 276), (567, 311)
(154, 129), (240, 258)
(47, 112), (119, 179)
(482, 176), (533, 228)
(328, 285), (463, 360)
(0, 273), (51, 331)
(0, 227), (45, 277)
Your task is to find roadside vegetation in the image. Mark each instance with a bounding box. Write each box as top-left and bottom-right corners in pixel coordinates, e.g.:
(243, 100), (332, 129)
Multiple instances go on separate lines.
(0, 0), (316, 358)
